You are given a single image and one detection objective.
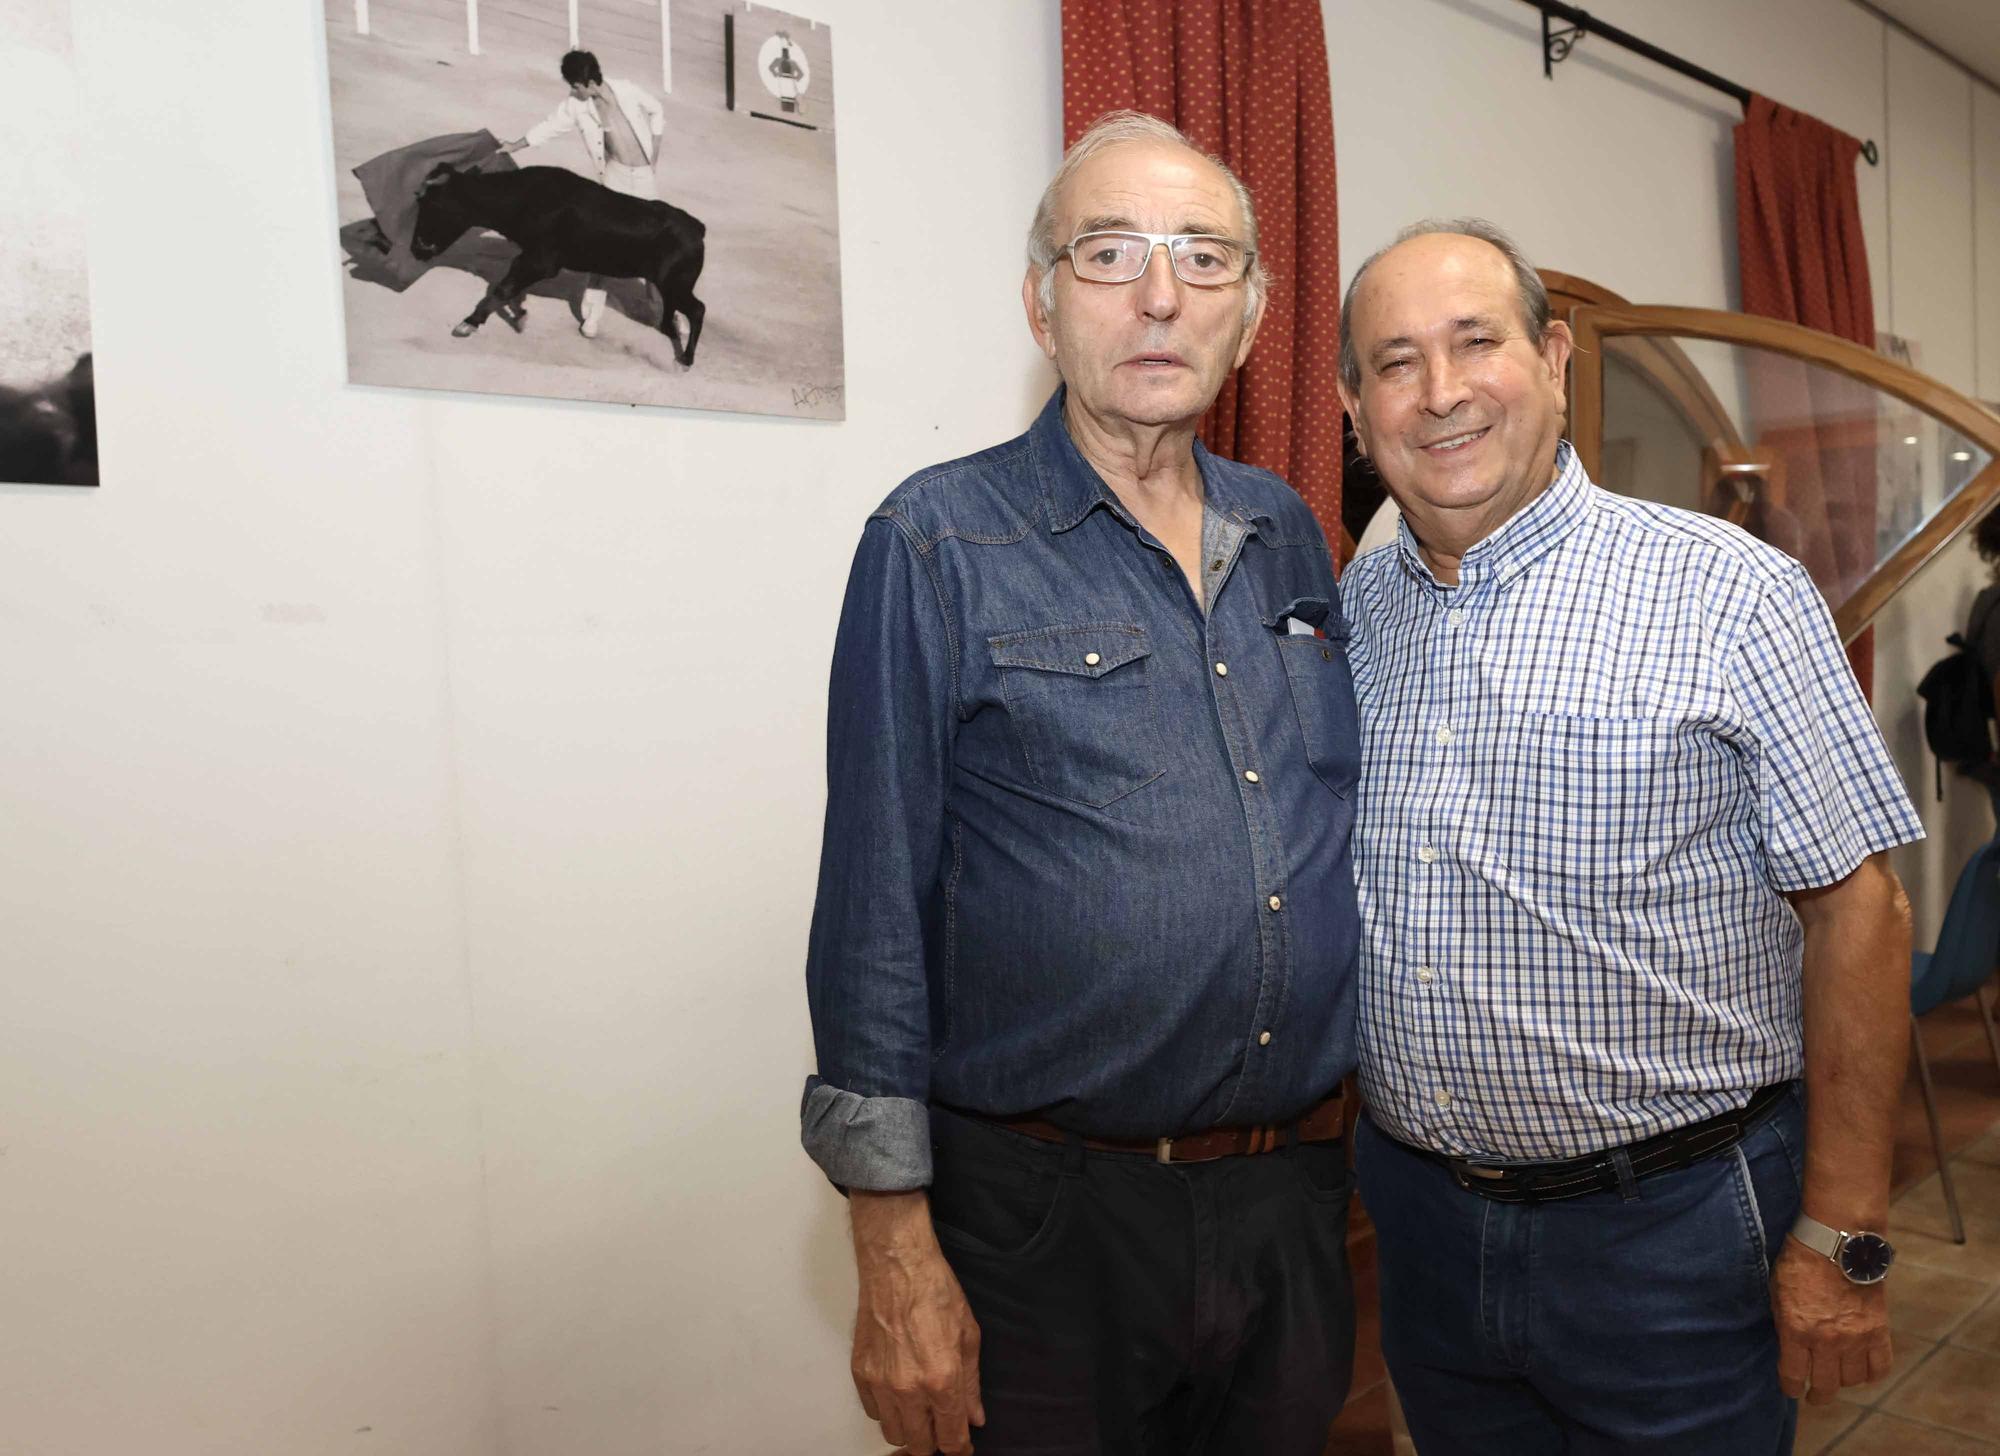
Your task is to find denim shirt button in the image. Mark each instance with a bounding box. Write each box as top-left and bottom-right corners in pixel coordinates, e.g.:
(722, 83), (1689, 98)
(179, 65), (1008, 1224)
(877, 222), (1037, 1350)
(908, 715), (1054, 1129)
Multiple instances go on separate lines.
(1244, 770), (1260, 784)
(1214, 662), (1228, 677)
(1258, 1031), (1272, 1046)
(1267, 895), (1283, 912)
(1084, 652), (1101, 666)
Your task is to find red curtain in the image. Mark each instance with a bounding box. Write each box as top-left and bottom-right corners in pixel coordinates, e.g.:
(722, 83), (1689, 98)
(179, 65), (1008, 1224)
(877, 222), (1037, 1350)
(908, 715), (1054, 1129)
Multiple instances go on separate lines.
(1063, 0), (1343, 555)
(1734, 93), (1877, 695)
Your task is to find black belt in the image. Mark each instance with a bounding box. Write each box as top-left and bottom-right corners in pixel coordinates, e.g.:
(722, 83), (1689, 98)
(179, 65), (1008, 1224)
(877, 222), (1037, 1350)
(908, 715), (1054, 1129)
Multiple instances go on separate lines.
(1409, 1083), (1793, 1204)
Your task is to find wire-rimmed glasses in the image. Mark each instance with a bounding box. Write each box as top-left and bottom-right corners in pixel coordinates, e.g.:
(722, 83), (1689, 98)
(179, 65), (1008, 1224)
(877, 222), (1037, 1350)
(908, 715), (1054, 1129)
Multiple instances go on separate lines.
(1061, 231), (1253, 287)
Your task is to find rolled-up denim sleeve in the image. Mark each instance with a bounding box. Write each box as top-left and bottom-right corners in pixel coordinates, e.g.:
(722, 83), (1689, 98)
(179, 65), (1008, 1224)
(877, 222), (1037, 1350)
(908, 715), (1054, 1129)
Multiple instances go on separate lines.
(802, 513), (955, 1191)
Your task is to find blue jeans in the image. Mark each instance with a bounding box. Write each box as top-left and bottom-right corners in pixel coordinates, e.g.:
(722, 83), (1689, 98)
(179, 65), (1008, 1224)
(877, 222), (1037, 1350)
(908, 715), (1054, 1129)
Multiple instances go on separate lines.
(1355, 1088), (1805, 1454)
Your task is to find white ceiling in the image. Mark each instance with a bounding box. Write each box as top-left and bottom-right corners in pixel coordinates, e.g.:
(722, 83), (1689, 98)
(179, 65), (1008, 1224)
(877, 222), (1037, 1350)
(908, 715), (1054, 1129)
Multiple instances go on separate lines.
(1862, 0), (2000, 91)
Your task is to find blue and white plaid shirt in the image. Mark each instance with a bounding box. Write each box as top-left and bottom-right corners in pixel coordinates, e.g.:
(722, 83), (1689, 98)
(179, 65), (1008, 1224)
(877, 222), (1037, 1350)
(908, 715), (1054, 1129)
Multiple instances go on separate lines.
(1343, 443), (1923, 1160)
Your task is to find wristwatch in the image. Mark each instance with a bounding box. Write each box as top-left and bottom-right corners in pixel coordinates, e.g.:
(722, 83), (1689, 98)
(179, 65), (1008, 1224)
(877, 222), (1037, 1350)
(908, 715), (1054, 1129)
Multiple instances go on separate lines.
(1791, 1213), (1896, 1284)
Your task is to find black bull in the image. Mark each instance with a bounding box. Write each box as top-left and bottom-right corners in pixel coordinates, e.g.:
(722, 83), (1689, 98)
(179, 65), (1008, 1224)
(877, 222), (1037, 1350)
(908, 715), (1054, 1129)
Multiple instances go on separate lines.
(412, 163), (707, 367)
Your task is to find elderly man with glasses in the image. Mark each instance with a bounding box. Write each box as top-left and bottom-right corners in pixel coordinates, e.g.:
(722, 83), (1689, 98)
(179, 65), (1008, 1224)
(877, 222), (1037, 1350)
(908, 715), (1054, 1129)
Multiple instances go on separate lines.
(802, 111), (1362, 1455)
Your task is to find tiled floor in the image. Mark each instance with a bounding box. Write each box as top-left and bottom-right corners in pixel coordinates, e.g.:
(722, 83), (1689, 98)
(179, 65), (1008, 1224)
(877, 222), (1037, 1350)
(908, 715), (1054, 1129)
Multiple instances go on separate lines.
(1325, 994), (2000, 1456)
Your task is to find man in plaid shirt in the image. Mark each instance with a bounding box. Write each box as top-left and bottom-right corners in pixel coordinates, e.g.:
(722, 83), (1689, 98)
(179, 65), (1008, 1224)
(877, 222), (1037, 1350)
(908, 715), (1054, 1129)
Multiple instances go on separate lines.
(1335, 219), (1923, 1453)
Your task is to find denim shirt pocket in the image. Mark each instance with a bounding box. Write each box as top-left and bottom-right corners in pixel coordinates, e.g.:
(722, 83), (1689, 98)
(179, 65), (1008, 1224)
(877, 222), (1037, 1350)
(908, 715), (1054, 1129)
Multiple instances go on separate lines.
(987, 622), (1165, 809)
(1267, 599), (1360, 800)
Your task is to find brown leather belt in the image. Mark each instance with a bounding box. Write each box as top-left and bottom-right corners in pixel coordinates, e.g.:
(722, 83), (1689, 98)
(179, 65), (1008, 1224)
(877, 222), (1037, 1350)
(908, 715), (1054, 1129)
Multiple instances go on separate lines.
(989, 1090), (1346, 1165)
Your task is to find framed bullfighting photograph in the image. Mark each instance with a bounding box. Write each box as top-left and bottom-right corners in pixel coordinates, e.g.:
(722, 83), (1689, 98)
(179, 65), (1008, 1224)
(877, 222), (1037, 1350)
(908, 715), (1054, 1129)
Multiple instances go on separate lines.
(324, 0), (844, 421)
(0, 0), (99, 487)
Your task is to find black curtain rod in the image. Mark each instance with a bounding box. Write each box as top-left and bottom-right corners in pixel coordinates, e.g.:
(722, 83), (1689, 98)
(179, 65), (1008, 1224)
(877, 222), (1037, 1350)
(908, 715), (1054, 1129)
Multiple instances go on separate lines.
(1519, 0), (1881, 165)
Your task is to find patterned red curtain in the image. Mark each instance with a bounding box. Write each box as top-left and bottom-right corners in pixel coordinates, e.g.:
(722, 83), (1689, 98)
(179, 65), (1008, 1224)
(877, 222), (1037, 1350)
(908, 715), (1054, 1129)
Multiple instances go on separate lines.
(1063, 0), (1343, 555)
(1735, 93), (1877, 695)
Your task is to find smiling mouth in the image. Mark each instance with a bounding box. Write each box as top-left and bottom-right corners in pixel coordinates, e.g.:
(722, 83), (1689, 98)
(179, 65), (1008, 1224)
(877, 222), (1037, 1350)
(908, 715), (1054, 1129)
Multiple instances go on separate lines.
(1421, 426), (1490, 454)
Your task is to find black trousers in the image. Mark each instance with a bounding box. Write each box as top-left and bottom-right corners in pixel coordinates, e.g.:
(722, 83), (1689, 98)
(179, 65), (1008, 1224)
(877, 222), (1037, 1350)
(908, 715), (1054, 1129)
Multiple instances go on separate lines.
(928, 1105), (1356, 1456)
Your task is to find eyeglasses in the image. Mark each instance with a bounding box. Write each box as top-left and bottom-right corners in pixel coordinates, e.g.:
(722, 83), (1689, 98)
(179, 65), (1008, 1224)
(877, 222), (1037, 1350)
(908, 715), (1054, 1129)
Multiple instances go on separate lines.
(1061, 231), (1253, 287)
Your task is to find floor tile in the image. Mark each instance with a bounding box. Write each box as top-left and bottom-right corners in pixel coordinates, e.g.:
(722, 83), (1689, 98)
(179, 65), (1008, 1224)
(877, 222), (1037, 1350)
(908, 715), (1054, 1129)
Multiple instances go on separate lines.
(1895, 1163), (2000, 1242)
(1964, 1127), (2000, 1168)
(1951, 1288), (2000, 1357)
(1794, 1396), (1862, 1452)
(1881, 1345), (2000, 1440)
(1892, 1265), (1998, 1342)
(1827, 1409), (2000, 1454)
(1895, 997), (2000, 1198)
(1893, 1218), (2000, 1283)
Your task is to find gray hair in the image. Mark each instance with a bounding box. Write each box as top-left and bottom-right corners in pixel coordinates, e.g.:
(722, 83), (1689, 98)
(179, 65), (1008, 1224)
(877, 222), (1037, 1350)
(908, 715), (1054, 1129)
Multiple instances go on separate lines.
(1025, 109), (1271, 323)
(1337, 217), (1550, 393)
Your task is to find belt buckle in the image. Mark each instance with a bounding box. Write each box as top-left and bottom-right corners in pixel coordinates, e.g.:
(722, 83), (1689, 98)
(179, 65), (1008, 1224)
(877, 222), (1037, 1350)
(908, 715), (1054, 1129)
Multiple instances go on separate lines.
(1156, 1136), (1174, 1165)
(1460, 1163), (1509, 1180)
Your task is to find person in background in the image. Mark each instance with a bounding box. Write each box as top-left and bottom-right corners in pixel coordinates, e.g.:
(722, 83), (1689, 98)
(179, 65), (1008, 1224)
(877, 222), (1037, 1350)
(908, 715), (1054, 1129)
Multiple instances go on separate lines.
(499, 49), (665, 338)
(802, 110), (1362, 1455)
(1337, 217), (1922, 1453)
(1962, 510), (2000, 779)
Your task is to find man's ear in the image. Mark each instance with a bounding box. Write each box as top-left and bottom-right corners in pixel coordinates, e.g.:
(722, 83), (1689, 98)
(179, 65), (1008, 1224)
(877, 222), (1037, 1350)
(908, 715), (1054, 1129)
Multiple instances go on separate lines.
(1541, 319), (1575, 415)
(1232, 289), (1268, 370)
(1022, 269), (1057, 360)
(1336, 377), (1365, 456)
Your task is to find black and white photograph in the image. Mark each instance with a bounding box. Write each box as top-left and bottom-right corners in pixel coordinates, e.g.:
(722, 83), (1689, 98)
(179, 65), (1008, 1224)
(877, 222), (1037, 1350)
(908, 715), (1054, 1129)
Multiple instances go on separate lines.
(326, 0), (843, 420)
(0, 0), (99, 487)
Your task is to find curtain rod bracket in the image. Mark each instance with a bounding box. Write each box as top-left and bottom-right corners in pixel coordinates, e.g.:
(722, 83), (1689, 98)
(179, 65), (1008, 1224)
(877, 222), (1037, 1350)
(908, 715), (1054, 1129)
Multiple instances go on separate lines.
(1861, 138), (1880, 166)
(1541, 6), (1587, 79)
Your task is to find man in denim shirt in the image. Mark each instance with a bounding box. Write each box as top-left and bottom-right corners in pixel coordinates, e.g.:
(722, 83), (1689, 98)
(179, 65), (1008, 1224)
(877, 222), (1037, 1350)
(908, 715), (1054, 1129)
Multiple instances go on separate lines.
(803, 112), (1361, 1456)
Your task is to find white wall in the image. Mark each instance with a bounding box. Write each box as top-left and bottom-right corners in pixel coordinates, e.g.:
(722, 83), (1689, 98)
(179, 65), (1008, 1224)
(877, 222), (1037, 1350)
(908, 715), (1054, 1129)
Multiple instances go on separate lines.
(0, 2), (1059, 1452)
(1326, 0), (2000, 941)
(7, 3), (1999, 1452)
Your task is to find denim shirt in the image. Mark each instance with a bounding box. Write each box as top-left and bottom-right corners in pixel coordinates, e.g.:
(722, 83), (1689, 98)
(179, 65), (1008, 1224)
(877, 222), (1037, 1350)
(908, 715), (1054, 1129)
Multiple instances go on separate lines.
(802, 390), (1361, 1191)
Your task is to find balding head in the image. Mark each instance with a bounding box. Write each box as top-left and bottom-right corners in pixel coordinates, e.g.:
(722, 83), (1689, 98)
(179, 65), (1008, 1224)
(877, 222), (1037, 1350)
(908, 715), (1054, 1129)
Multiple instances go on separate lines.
(1339, 218), (1549, 394)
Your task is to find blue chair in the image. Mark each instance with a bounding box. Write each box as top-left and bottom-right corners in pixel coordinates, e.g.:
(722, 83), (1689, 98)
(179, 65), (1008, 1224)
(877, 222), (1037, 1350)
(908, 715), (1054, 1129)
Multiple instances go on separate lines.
(1910, 832), (2000, 1243)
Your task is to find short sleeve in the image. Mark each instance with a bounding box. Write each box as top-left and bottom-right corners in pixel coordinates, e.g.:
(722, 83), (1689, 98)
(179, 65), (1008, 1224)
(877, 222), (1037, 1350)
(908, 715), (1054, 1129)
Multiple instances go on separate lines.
(1729, 561), (1924, 891)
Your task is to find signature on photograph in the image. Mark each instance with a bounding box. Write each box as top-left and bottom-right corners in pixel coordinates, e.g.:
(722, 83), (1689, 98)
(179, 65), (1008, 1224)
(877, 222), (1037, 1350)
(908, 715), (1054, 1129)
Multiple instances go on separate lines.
(792, 382), (844, 409)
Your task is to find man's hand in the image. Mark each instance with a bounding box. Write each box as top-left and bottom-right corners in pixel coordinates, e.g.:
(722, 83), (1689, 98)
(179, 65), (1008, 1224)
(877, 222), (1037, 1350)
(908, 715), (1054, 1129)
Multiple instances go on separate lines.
(1771, 1235), (1893, 1403)
(849, 1190), (985, 1455)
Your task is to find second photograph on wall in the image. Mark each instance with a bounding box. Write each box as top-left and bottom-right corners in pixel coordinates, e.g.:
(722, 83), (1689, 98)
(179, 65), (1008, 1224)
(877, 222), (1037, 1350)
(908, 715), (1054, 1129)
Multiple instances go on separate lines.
(324, 0), (843, 421)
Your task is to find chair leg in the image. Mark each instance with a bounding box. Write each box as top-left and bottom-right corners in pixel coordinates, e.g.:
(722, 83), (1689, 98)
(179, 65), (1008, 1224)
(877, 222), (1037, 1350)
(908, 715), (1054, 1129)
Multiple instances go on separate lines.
(1979, 980), (2000, 1083)
(1912, 1017), (1967, 1245)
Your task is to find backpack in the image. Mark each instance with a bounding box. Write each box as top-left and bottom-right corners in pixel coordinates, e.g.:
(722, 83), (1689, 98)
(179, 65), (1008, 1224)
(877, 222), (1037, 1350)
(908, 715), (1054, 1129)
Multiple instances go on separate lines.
(1917, 594), (2000, 799)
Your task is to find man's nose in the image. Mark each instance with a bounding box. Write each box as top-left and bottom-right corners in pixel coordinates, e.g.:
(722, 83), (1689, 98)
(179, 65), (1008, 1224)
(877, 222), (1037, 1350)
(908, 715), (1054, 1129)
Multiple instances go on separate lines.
(1421, 352), (1471, 417)
(1135, 244), (1183, 321)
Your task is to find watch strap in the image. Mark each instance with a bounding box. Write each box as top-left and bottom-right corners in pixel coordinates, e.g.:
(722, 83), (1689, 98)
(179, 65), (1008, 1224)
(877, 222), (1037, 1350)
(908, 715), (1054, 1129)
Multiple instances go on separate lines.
(1791, 1212), (1843, 1260)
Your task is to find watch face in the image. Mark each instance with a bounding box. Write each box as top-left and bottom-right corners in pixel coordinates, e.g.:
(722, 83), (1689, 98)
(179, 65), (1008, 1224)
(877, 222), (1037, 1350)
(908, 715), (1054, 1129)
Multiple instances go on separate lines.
(1839, 1232), (1895, 1285)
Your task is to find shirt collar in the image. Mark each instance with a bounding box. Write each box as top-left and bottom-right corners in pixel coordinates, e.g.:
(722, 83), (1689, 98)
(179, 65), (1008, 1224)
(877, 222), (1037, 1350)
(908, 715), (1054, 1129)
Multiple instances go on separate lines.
(1394, 439), (1593, 590)
(1031, 386), (1270, 534)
